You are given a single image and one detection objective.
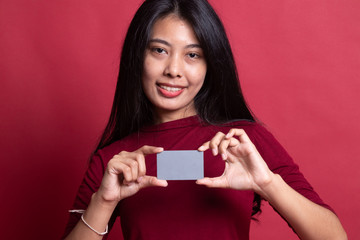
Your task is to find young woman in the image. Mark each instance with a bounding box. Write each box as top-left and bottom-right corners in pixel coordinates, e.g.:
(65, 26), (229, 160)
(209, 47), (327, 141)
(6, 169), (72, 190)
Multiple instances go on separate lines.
(63, 0), (347, 239)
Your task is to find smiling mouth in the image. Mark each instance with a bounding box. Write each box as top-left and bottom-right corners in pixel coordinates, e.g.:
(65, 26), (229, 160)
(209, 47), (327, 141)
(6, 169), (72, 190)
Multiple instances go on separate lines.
(158, 84), (183, 92)
(157, 84), (185, 97)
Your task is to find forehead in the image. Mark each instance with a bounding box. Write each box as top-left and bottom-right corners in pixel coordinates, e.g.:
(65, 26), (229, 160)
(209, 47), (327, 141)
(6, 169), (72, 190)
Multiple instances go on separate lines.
(150, 15), (200, 44)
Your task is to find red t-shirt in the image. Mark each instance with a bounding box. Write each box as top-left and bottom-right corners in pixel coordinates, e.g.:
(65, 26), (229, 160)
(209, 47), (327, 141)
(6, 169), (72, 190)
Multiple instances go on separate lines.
(63, 116), (331, 239)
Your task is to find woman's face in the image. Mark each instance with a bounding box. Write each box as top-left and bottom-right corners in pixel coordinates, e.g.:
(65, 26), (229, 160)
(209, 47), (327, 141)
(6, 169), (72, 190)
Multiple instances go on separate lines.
(142, 14), (207, 123)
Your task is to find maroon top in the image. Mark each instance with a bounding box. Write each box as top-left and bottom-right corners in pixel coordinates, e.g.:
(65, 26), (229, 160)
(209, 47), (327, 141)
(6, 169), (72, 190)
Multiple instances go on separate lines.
(63, 116), (331, 239)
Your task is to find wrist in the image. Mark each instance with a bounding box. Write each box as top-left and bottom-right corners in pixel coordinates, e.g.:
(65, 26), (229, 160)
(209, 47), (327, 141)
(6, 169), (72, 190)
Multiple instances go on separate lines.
(92, 192), (119, 210)
(256, 173), (283, 201)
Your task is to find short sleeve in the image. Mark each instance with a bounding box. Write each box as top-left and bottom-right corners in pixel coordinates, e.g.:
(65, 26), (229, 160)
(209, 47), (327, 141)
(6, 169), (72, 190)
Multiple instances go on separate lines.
(62, 152), (118, 239)
(247, 123), (333, 212)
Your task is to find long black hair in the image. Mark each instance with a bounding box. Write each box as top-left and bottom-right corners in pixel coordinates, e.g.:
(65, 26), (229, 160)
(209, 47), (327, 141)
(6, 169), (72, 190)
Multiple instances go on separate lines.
(96, 0), (260, 216)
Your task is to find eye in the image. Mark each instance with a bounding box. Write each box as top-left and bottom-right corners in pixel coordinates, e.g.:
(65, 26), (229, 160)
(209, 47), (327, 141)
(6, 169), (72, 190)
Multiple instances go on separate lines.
(188, 52), (200, 59)
(151, 47), (167, 55)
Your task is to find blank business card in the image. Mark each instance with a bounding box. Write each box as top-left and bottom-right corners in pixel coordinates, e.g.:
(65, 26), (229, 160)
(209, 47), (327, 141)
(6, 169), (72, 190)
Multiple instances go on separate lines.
(157, 150), (204, 180)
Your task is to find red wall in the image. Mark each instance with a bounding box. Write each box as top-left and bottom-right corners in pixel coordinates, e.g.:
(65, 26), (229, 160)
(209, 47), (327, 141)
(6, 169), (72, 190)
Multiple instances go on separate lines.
(1, 0), (359, 239)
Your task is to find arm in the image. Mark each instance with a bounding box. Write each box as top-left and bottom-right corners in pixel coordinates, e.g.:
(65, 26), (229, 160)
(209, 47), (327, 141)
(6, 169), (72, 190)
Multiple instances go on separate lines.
(197, 129), (347, 240)
(260, 173), (345, 240)
(64, 146), (167, 240)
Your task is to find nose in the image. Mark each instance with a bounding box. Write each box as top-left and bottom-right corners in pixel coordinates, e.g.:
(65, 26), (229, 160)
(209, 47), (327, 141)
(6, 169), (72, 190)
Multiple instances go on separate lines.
(164, 54), (183, 78)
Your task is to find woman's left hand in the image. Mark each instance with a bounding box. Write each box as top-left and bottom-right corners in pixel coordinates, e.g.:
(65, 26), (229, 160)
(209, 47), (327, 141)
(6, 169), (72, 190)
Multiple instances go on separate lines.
(197, 128), (348, 240)
(197, 128), (275, 195)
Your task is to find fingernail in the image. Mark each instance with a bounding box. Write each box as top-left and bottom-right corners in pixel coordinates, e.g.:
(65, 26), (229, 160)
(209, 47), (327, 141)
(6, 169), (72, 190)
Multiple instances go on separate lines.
(198, 146), (205, 151)
(137, 177), (143, 182)
(221, 153), (227, 160)
(212, 148), (218, 156)
(161, 180), (168, 187)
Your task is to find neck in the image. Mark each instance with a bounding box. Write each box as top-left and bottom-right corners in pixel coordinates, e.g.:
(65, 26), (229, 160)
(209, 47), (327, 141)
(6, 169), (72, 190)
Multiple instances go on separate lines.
(154, 108), (197, 124)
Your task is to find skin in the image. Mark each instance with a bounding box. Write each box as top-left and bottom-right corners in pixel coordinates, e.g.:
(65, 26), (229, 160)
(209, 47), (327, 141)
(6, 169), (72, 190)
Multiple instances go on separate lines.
(142, 14), (207, 123)
(197, 129), (347, 240)
(65, 15), (347, 240)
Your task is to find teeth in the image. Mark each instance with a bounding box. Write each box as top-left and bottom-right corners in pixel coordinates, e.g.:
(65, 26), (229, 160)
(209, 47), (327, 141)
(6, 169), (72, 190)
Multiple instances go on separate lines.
(159, 85), (182, 92)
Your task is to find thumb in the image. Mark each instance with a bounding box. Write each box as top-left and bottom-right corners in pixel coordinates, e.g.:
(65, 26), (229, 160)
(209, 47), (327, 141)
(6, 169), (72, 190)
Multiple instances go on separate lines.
(196, 177), (228, 188)
(138, 175), (168, 189)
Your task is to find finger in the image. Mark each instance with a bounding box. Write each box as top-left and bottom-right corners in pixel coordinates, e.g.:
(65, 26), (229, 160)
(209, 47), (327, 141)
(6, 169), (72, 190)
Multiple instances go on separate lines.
(196, 177), (228, 188)
(225, 128), (245, 139)
(109, 161), (134, 183)
(134, 153), (146, 177)
(226, 128), (251, 143)
(113, 156), (140, 181)
(134, 145), (163, 179)
(122, 152), (146, 178)
(138, 175), (168, 188)
(198, 141), (210, 151)
(227, 137), (241, 149)
(218, 138), (231, 160)
(209, 132), (226, 156)
(136, 145), (164, 156)
(128, 159), (139, 180)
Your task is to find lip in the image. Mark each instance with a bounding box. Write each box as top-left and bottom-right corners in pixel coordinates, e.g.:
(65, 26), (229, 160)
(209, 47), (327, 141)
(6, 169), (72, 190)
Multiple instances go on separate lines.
(156, 83), (185, 98)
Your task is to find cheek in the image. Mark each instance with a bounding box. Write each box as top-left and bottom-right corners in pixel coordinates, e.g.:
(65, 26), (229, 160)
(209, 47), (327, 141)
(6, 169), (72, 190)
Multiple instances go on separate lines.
(142, 61), (152, 94)
(143, 59), (152, 79)
(143, 56), (163, 80)
(189, 65), (207, 86)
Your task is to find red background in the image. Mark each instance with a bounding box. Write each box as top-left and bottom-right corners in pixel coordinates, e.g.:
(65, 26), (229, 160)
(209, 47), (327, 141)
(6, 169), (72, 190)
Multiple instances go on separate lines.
(1, 0), (359, 239)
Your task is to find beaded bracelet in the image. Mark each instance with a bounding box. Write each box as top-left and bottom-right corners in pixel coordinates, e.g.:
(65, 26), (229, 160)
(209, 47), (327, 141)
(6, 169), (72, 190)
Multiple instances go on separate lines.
(81, 214), (108, 236)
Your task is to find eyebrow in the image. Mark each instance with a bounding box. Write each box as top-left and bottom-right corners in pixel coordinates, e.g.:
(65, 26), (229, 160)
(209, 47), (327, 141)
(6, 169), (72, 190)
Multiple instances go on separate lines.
(148, 38), (202, 49)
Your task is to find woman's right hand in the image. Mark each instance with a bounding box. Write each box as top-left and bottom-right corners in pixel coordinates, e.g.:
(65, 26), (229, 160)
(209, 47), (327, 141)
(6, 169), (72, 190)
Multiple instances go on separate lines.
(96, 145), (167, 205)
